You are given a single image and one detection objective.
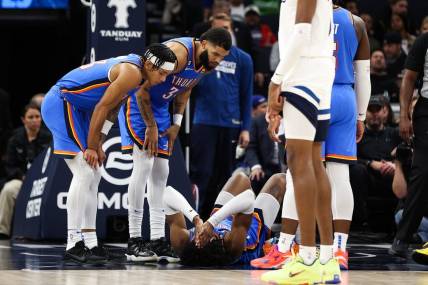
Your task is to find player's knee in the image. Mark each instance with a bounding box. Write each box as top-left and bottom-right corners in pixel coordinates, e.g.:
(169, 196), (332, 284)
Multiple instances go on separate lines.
(261, 173), (286, 200)
(231, 171), (251, 190)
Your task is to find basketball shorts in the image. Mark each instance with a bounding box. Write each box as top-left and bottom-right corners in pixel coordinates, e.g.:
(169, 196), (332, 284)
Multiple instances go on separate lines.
(118, 94), (171, 159)
(41, 85), (90, 158)
(280, 57), (335, 142)
(321, 84), (357, 164)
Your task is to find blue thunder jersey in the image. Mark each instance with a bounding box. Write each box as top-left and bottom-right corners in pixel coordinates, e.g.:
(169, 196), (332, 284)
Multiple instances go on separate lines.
(120, 37), (205, 153)
(188, 209), (269, 264)
(56, 54), (143, 111)
(333, 7), (358, 85)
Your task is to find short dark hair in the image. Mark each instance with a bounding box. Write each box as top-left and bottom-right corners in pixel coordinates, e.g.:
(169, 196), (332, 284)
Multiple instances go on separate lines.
(143, 43), (177, 70)
(200, 28), (232, 51)
(179, 239), (236, 266)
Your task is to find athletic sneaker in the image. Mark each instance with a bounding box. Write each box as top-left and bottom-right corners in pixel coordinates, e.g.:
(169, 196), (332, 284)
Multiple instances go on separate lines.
(64, 240), (88, 263)
(335, 249), (348, 270)
(412, 242), (428, 265)
(250, 245), (294, 269)
(86, 245), (108, 264)
(261, 256), (341, 284)
(147, 237), (180, 263)
(126, 237), (157, 262)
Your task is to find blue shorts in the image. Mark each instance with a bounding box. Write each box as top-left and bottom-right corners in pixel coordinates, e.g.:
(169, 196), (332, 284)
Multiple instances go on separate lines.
(118, 94), (171, 159)
(189, 207), (270, 264)
(322, 84), (357, 164)
(41, 85), (90, 158)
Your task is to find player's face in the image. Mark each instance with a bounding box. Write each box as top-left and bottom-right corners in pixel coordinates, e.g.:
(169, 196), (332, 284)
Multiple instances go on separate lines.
(200, 41), (229, 71)
(22, 108), (41, 132)
(145, 62), (173, 86)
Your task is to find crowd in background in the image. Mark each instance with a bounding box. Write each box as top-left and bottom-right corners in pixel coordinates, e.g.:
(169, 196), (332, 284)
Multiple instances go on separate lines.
(0, 0), (427, 241)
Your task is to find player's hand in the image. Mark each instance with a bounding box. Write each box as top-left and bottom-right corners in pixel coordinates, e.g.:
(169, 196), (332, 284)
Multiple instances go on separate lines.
(399, 116), (413, 144)
(160, 124), (180, 155)
(196, 222), (215, 248)
(380, 161), (395, 176)
(193, 215), (204, 239)
(267, 114), (282, 143)
(238, 130), (250, 148)
(356, 120), (365, 143)
(250, 167), (265, 181)
(84, 148), (99, 169)
(266, 82), (283, 123)
(97, 144), (106, 167)
(144, 125), (159, 157)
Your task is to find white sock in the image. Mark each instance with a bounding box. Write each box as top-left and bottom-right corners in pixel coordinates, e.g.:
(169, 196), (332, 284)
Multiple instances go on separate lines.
(299, 245), (317, 265)
(129, 207), (144, 238)
(82, 231), (98, 249)
(147, 157), (169, 241)
(150, 207), (165, 240)
(333, 232), (348, 253)
(319, 245), (334, 264)
(278, 232), (295, 253)
(66, 229), (82, 250)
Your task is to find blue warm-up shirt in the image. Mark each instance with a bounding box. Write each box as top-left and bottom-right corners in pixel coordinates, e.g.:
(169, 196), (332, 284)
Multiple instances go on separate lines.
(192, 46), (253, 131)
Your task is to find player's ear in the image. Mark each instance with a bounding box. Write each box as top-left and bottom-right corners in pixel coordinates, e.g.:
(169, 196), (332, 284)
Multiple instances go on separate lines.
(201, 39), (208, 50)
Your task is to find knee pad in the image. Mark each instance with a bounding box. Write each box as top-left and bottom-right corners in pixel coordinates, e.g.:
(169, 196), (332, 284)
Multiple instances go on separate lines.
(326, 162), (354, 221)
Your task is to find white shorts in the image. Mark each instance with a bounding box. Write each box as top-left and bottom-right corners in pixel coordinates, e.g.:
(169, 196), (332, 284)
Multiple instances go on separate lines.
(281, 57), (335, 141)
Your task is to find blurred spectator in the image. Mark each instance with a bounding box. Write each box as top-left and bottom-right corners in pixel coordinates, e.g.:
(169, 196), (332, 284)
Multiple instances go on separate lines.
(383, 32), (407, 79)
(389, 13), (416, 54)
(390, 32), (428, 257)
(269, 41), (279, 73)
(370, 50), (399, 102)
(389, 0), (408, 17)
(344, 0), (359, 15)
(230, 0), (246, 22)
(350, 95), (402, 231)
(361, 13), (382, 52)
(420, 16), (428, 35)
(30, 93), (45, 109)
(245, 101), (281, 194)
(0, 89), (13, 187)
(190, 16), (253, 219)
(244, 5), (276, 48)
(251, 94), (267, 117)
(0, 103), (51, 239)
(162, 0), (182, 25)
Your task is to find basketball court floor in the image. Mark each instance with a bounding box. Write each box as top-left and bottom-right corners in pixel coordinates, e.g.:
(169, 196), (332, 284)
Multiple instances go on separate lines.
(1, 240), (427, 285)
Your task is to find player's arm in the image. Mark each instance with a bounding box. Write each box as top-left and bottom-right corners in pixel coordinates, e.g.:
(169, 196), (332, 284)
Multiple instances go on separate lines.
(268, 0), (316, 120)
(86, 63), (143, 168)
(353, 15), (371, 142)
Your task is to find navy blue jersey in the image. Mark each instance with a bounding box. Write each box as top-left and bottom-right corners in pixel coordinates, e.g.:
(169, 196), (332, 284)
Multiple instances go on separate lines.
(333, 7), (359, 85)
(56, 54), (143, 111)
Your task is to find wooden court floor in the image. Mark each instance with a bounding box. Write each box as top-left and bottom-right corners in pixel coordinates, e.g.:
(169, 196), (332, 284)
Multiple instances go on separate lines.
(1, 240), (428, 284)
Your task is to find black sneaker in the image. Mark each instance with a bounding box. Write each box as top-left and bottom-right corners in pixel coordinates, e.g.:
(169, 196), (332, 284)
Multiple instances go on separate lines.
(64, 241), (88, 263)
(125, 237), (157, 262)
(388, 238), (409, 258)
(147, 237), (180, 263)
(86, 245), (108, 264)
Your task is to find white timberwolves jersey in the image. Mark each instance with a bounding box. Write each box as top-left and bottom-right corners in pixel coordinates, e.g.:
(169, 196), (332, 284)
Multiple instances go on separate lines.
(278, 0), (334, 58)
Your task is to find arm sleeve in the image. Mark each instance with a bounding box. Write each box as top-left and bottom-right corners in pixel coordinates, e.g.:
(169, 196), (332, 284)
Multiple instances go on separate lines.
(405, 33), (428, 73)
(354, 60), (371, 121)
(207, 189), (255, 227)
(164, 186), (199, 222)
(240, 52), (253, 131)
(244, 118), (261, 168)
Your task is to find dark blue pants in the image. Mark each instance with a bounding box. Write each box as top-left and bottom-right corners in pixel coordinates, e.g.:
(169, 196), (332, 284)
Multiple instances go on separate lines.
(190, 124), (240, 219)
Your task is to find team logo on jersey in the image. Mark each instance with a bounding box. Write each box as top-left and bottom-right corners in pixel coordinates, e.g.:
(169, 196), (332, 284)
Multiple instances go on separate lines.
(100, 136), (133, 186)
(107, 0), (137, 28)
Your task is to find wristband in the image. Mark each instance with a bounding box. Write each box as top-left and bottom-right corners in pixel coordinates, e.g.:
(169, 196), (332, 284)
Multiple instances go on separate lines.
(101, 120), (114, 135)
(173, 114), (183, 126)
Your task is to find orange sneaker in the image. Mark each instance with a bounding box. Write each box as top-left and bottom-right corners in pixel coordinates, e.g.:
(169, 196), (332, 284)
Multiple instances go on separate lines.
(335, 249), (348, 270)
(250, 245), (293, 269)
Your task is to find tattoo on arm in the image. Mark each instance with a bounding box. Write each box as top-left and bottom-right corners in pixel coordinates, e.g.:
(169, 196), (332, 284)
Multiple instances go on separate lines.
(136, 86), (157, 127)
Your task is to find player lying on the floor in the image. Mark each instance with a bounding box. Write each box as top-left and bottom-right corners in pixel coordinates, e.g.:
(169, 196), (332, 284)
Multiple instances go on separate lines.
(163, 172), (285, 266)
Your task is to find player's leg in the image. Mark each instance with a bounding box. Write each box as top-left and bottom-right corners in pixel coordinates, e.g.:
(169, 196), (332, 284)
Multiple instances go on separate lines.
(251, 173), (292, 269)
